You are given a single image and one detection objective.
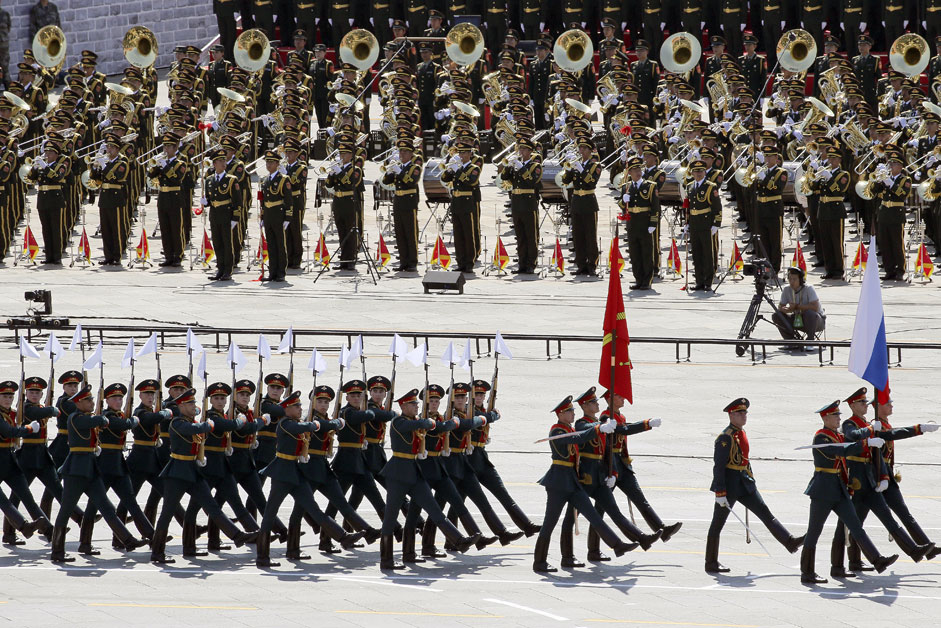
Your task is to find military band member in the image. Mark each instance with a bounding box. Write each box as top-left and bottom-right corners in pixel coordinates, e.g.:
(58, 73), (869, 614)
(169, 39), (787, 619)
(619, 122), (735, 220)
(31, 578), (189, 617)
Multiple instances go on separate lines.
(870, 148), (910, 280)
(326, 142), (365, 271)
(753, 146), (787, 271)
(685, 160), (721, 290)
(310, 44), (334, 128)
(740, 32), (767, 99)
(707, 398), (805, 573)
(561, 137), (602, 276)
(207, 44), (231, 109)
(417, 44), (439, 131)
(499, 136), (541, 274)
(149, 133), (192, 267)
(799, 400), (898, 584)
(533, 396), (636, 573)
(281, 137), (307, 270)
(853, 34), (881, 109)
(27, 136), (69, 265)
(381, 138), (422, 272)
(440, 140), (482, 273)
(259, 150), (292, 282)
(530, 40), (552, 130)
(620, 157), (660, 290)
(202, 149), (241, 281)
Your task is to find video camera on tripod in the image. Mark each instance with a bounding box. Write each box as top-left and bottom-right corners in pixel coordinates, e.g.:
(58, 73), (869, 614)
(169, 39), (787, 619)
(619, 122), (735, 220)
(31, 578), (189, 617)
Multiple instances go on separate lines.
(741, 258), (776, 284)
(735, 258), (785, 356)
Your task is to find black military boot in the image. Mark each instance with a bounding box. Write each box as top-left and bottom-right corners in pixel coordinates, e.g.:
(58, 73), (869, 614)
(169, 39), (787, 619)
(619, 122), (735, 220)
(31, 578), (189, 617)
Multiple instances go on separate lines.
(830, 534), (856, 579)
(33, 517), (53, 542)
(256, 531), (280, 568)
(50, 525), (75, 563)
(704, 535), (730, 573)
(560, 526), (585, 567)
(497, 528), (524, 546)
(532, 536), (557, 573)
(380, 534), (405, 570)
(893, 531), (933, 563)
(659, 522), (683, 543)
(586, 526), (609, 562)
(3, 517), (24, 545)
(402, 527), (425, 564)
(904, 521), (941, 560)
(845, 538), (873, 571)
(77, 513), (100, 556)
(421, 520), (446, 558)
(800, 547), (828, 584)
(286, 518), (310, 560)
(181, 521), (207, 557)
(207, 520), (232, 551)
(150, 529), (175, 564)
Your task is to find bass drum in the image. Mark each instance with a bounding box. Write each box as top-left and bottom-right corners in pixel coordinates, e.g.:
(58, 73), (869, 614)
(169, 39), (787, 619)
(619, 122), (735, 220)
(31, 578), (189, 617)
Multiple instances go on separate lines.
(658, 159), (687, 204)
(422, 158), (449, 202)
(782, 160), (807, 207)
(540, 159), (567, 202)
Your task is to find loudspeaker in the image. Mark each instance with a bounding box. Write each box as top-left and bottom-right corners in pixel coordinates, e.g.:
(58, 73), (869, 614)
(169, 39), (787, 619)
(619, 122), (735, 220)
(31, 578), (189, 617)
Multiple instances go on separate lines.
(422, 271), (466, 295)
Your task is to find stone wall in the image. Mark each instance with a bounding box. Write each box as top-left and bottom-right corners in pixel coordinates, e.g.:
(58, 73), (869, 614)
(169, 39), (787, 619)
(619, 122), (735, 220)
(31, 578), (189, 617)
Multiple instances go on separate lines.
(5, 0), (220, 77)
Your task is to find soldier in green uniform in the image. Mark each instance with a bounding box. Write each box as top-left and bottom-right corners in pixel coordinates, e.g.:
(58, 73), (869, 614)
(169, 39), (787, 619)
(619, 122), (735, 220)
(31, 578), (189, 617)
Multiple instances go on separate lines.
(417, 44), (440, 132)
(51, 385), (147, 563)
(561, 137), (602, 276)
(47, 371), (81, 471)
(207, 44), (231, 109)
(533, 396), (637, 573)
(799, 400), (898, 584)
(684, 160), (721, 290)
(382, 138), (423, 272)
(255, 391), (366, 567)
(203, 148), (241, 281)
(221, 135), (251, 265)
(870, 148), (910, 280)
(620, 157), (660, 290)
(150, 388), (258, 564)
(378, 389), (480, 570)
(252, 373), (287, 468)
(326, 142), (365, 271)
(259, 149), (292, 282)
(753, 146), (787, 271)
(27, 135), (69, 265)
(500, 136), (541, 274)
(310, 44), (334, 127)
(740, 33), (767, 99)
(282, 137), (307, 270)
(530, 40), (552, 130)
(149, 133), (192, 268)
(706, 398), (804, 573)
(440, 139), (482, 273)
(631, 41), (659, 110)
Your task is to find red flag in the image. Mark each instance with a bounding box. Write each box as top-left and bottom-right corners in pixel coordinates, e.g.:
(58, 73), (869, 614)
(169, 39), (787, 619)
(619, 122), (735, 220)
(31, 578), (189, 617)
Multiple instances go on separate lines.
(376, 233), (391, 269)
(258, 232), (269, 264)
(791, 241), (807, 273)
(493, 236), (509, 270)
(598, 263), (632, 403)
(608, 238), (625, 274)
(729, 242), (744, 273)
(135, 229), (150, 261)
(667, 238), (681, 276)
(79, 228), (91, 262)
(852, 241), (868, 270)
(315, 233), (330, 266)
(23, 227), (39, 261)
(551, 237), (564, 274)
(431, 235), (451, 269)
(202, 229), (215, 265)
(916, 243), (934, 279)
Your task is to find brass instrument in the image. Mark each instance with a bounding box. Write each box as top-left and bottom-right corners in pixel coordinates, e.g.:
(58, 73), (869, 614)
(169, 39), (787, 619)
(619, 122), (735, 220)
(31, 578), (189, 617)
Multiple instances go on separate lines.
(33, 25), (66, 72)
(3, 90), (30, 113)
(785, 97), (833, 159)
(660, 32), (702, 74)
(840, 118), (870, 154)
(705, 71), (730, 115)
(933, 78), (941, 104)
(18, 157), (35, 185)
(481, 71), (503, 108)
(554, 29), (594, 73)
(889, 34), (929, 77)
(234, 28), (271, 73)
(123, 26), (158, 68)
(816, 66), (842, 107)
(916, 170), (941, 201)
(339, 29), (379, 71)
(453, 100), (480, 118)
(597, 73), (620, 111)
(777, 29), (817, 72)
(445, 23), (484, 66)
(855, 163), (890, 200)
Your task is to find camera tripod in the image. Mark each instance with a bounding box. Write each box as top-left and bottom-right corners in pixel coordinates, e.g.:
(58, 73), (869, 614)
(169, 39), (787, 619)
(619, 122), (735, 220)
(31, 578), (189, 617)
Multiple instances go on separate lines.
(735, 279), (786, 356)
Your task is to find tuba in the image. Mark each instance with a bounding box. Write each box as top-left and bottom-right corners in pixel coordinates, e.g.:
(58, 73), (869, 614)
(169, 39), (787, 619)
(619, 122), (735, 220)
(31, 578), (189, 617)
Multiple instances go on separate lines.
(339, 29), (379, 71)
(776, 29), (817, 72)
(445, 23), (484, 67)
(234, 28), (271, 73)
(889, 34), (929, 77)
(33, 25), (67, 72)
(660, 32), (702, 74)
(554, 29), (594, 73)
(123, 26), (158, 68)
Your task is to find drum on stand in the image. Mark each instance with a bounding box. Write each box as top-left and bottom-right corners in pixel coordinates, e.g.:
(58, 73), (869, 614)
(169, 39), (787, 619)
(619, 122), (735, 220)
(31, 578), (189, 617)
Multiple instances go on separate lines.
(422, 158), (449, 202)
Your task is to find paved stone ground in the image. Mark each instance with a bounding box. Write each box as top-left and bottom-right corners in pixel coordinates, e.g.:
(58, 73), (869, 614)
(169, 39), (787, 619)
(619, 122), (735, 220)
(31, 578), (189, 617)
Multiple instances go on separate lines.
(1, 82), (940, 627)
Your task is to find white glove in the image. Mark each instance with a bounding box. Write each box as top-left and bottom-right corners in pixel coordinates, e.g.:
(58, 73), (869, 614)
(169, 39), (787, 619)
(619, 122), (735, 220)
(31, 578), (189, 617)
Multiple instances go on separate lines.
(336, 417), (346, 430)
(710, 226), (719, 235)
(681, 225), (689, 236)
(760, 169), (770, 181)
(573, 161), (583, 173)
(510, 158), (524, 170)
(622, 193), (630, 202)
(95, 156), (107, 168)
(389, 164), (402, 174)
(648, 418), (661, 428)
(715, 495), (730, 508)
(282, 221), (289, 230)
(98, 119), (111, 129)
(817, 170), (831, 181)
(17, 150), (25, 158)
(867, 436), (885, 448)
(660, 22), (666, 30)
(724, 110), (733, 120)
(792, 130), (803, 141)
(278, 165), (287, 176)
(881, 177), (893, 187)
(885, 95), (895, 107)
(388, 17), (393, 26)
(907, 138), (919, 148)
(229, 220), (237, 229)
(668, 135), (681, 144)
(876, 479), (889, 492)
(311, 420), (320, 431)
(101, 417), (110, 427)
(330, 164), (342, 175)
(860, 21), (866, 30)
(603, 94), (618, 107)
(159, 409), (172, 418)
(261, 413), (271, 425)
(720, 121), (732, 132)
(605, 476), (616, 489)
(599, 420), (616, 434)
(648, 226), (656, 234)
(871, 420), (882, 431)
(206, 419), (215, 430)
(774, 126), (784, 138)
(446, 161), (460, 172)
(28, 420), (41, 433)
(200, 196), (208, 206)
(328, 104), (337, 113)
(348, 18), (354, 26)
(554, 131), (566, 142)
(540, 22), (545, 31)
(128, 416), (139, 428)
(156, 157), (168, 168)
(35, 157), (48, 169)
(326, 127), (336, 137)
(921, 423), (940, 432)
(441, 133), (452, 143)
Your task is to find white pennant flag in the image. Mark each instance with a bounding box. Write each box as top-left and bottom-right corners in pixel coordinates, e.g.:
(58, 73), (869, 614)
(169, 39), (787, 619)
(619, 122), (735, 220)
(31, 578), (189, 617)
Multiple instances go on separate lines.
(197, 351), (208, 382)
(43, 332), (65, 364)
(227, 341), (247, 374)
(257, 335), (272, 360)
(83, 341), (103, 371)
(277, 326), (294, 354)
(19, 337), (40, 360)
(440, 342), (455, 366)
(404, 343), (427, 367)
(137, 332), (158, 359)
(458, 340), (472, 371)
(339, 344), (350, 369)
(494, 332), (513, 359)
(388, 333), (408, 358)
(186, 328), (203, 356)
(68, 324), (83, 352)
(347, 335), (363, 367)
(307, 349), (327, 375)
(121, 338), (136, 369)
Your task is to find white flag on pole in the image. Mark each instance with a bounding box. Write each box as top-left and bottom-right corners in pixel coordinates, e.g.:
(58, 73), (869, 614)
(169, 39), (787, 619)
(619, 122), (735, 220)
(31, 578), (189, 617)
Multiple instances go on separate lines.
(494, 332), (513, 359)
(137, 332), (158, 359)
(68, 324), (83, 352)
(227, 341), (247, 373)
(83, 341), (103, 371)
(339, 344), (350, 369)
(347, 335), (363, 367)
(19, 337), (40, 360)
(308, 349), (327, 375)
(121, 338), (135, 369)
(440, 342), (455, 366)
(458, 340), (472, 370)
(185, 328), (203, 356)
(197, 351), (208, 382)
(388, 333), (408, 358)
(257, 335), (272, 360)
(404, 343), (427, 367)
(43, 332), (65, 364)
(277, 326), (294, 354)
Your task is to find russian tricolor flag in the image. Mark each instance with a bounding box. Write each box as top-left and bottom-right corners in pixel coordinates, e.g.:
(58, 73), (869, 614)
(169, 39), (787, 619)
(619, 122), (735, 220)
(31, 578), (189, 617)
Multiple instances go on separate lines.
(848, 238), (890, 403)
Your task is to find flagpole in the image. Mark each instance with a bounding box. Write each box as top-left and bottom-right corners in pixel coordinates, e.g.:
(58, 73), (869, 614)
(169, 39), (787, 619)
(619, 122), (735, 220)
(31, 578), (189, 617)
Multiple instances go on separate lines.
(45, 348), (55, 408)
(607, 325), (616, 478)
(154, 349), (163, 412)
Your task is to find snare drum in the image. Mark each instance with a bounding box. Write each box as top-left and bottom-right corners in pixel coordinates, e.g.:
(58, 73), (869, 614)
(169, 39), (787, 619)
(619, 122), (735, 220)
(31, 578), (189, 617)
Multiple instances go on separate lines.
(540, 159), (566, 202)
(422, 159), (449, 201)
(658, 160), (687, 203)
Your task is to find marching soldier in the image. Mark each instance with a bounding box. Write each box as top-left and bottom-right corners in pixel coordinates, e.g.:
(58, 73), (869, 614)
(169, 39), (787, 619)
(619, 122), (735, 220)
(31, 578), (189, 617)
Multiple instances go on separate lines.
(753, 146), (787, 271)
(619, 157), (660, 290)
(325, 141), (365, 271)
(260, 149), (292, 282)
(381, 137), (422, 272)
(440, 139), (482, 273)
(499, 136), (541, 275)
(149, 133), (192, 268)
(870, 148), (910, 280)
(203, 148), (242, 281)
(684, 160), (721, 290)
(707, 398), (805, 573)
(799, 401), (898, 583)
(560, 137), (602, 277)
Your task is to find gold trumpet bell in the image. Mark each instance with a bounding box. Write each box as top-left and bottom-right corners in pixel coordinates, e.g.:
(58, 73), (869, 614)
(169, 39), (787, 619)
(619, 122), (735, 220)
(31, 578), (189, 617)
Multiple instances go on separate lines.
(554, 29), (594, 73)
(33, 25), (66, 70)
(339, 29), (379, 71)
(660, 32), (701, 74)
(2, 90), (31, 112)
(445, 23), (484, 66)
(235, 28), (271, 73)
(124, 26), (158, 68)
(777, 29), (817, 72)
(890, 34), (929, 77)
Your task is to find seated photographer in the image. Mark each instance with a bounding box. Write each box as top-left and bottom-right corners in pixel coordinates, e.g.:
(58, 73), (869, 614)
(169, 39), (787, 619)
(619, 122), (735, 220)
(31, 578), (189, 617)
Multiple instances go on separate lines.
(772, 267), (824, 341)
